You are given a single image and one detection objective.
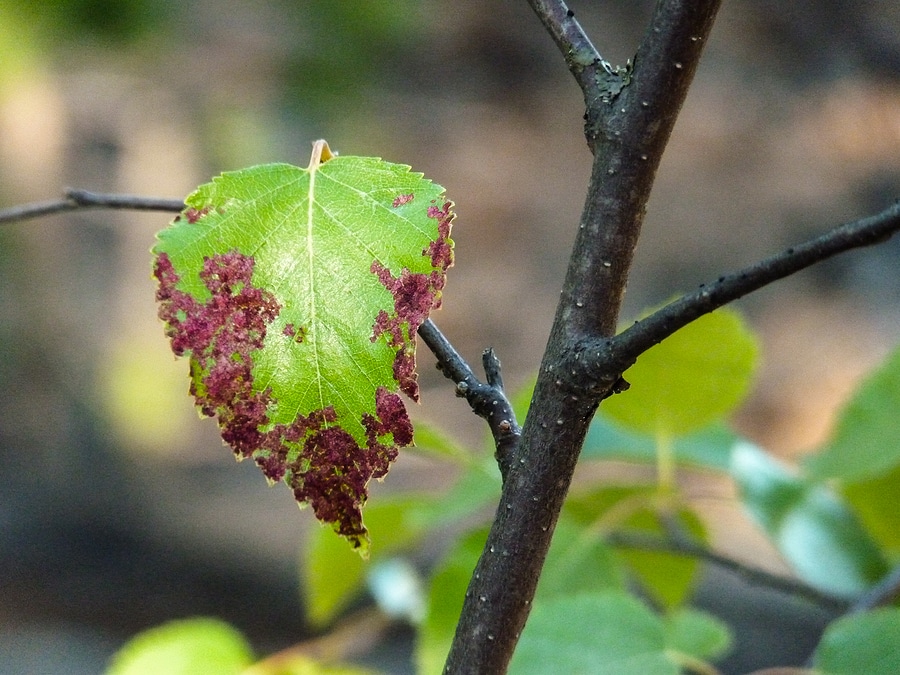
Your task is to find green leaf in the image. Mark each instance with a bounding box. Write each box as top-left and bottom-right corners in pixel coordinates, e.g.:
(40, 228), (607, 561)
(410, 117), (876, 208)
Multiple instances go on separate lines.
(583, 415), (739, 471)
(244, 655), (378, 675)
(412, 461), (500, 531)
(303, 496), (429, 627)
(805, 345), (900, 483)
(731, 441), (888, 598)
(534, 515), (627, 602)
(416, 529), (487, 675)
(403, 419), (469, 461)
(618, 508), (706, 610)
(843, 464), (900, 557)
(663, 608), (732, 661)
(813, 608), (900, 674)
(509, 592), (676, 675)
(510, 375), (537, 422)
(564, 487), (705, 609)
(510, 592), (730, 675)
(601, 307), (758, 436)
(106, 618), (253, 675)
(153, 141), (454, 552)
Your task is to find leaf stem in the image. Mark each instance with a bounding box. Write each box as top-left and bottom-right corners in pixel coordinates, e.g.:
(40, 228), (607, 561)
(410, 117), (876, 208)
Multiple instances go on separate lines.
(656, 428), (676, 495)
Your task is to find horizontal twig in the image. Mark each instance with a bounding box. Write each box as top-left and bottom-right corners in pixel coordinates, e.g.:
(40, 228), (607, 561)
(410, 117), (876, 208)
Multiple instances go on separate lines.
(0, 189), (184, 225)
(607, 530), (849, 611)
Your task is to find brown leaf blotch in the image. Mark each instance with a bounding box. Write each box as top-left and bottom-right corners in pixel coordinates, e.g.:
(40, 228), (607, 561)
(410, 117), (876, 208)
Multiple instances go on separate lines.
(392, 193), (415, 208)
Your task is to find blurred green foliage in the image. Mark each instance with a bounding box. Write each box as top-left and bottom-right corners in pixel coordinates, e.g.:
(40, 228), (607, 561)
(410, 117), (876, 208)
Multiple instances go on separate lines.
(103, 289), (900, 672)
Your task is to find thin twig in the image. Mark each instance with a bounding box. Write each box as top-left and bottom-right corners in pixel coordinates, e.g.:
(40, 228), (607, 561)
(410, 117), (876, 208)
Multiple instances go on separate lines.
(570, 201), (900, 383)
(802, 561), (900, 668)
(607, 531), (849, 611)
(527, 0), (601, 76)
(527, 2), (602, 116)
(848, 562), (900, 614)
(0, 189), (184, 225)
(417, 319), (521, 479)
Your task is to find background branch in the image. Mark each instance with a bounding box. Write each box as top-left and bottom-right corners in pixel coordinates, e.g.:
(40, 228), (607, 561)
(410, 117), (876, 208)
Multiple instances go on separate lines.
(0, 189), (184, 224)
(607, 531), (848, 612)
(848, 562), (900, 614)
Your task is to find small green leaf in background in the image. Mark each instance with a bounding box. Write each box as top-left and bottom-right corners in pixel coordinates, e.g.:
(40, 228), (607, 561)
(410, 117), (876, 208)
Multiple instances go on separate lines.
(601, 307), (758, 437)
(303, 496), (429, 627)
(404, 419), (470, 462)
(106, 618), (253, 675)
(812, 608), (900, 674)
(509, 592), (675, 675)
(153, 141), (454, 552)
(243, 655), (378, 675)
(533, 515), (626, 601)
(843, 464), (900, 558)
(583, 416), (739, 472)
(510, 376), (537, 422)
(416, 529), (487, 675)
(663, 608), (732, 662)
(618, 508), (706, 610)
(805, 345), (900, 483)
(565, 487), (706, 610)
(412, 460), (500, 531)
(510, 593), (730, 675)
(731, 441), (888, 598)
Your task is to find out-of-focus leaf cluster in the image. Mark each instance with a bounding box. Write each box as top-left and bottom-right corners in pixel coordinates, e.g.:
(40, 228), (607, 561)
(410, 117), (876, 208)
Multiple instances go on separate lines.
(108, 306), (900, 672)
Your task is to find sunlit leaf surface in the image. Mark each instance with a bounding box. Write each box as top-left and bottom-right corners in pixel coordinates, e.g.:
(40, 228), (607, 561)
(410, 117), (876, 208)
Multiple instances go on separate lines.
(153, 141), (453, 552)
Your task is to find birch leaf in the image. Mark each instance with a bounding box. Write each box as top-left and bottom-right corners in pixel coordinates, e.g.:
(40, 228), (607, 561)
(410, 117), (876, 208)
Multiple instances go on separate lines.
(153, 141), (454, 553)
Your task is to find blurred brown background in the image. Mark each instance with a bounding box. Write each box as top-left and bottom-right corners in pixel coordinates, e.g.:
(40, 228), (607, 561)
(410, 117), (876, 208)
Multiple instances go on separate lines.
(1, 0), (898, 672)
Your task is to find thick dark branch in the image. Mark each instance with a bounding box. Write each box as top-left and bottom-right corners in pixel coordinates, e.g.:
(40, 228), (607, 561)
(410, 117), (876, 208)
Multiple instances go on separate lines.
(417, 319), (521, 479)
(608, 531), (848, 612)
(0, 189), (184, 224)
(444, 2), (723, 672)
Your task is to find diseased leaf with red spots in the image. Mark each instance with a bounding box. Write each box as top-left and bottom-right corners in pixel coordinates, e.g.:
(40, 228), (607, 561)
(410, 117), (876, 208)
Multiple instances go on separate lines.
(152, 141), (453, 554)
